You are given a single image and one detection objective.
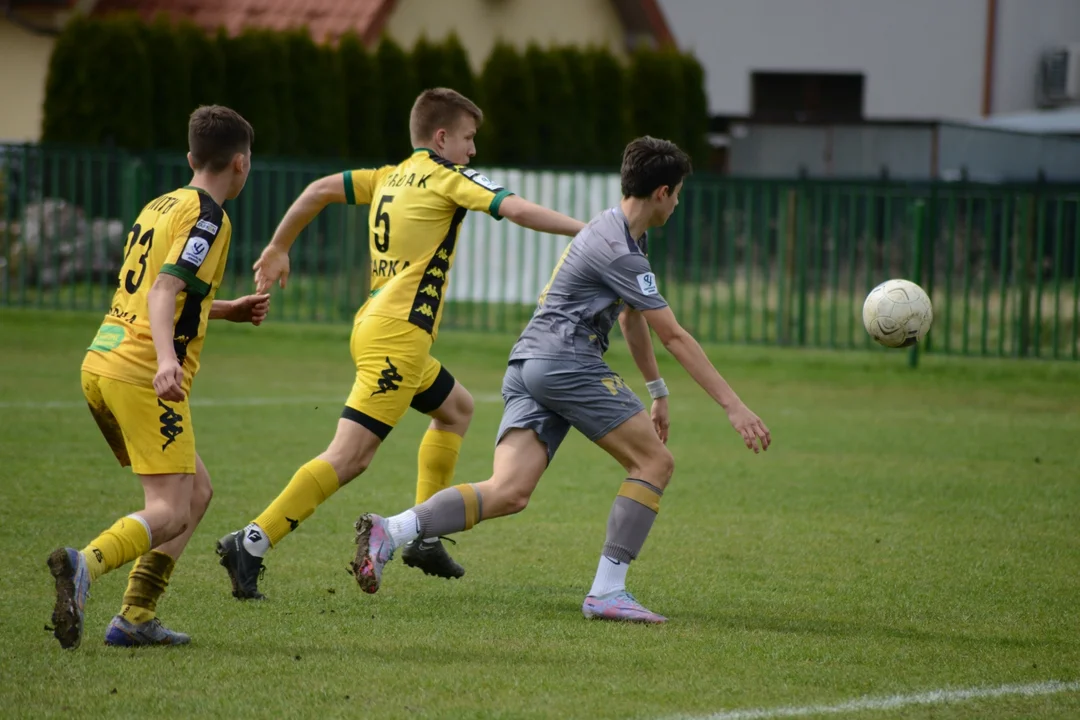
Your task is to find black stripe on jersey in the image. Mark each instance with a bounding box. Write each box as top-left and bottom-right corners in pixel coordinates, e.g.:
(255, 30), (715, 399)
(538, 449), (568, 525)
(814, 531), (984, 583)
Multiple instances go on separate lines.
(408, 207), (467, 333)
(424, 151), (505, 193)
(621, 216), (646, 256)
(173, 287), (207, 367)
(174, 189), (224, 275)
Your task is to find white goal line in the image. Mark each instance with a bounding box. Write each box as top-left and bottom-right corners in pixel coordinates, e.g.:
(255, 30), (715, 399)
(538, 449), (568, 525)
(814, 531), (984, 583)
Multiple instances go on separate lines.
(664, 679), (1080, 720)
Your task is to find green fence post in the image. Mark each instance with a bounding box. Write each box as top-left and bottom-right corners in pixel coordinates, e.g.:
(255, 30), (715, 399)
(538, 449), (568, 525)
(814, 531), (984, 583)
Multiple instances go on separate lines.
(1016, 192), (1034, 357)
(908, 200), (925, 369)
(1072, 199), (1079, 361)
(997, 195), (1011, 357)
(1051, 198), (1064, 359)
(796, 183), (808, 346)
(742, 183), (754, 343)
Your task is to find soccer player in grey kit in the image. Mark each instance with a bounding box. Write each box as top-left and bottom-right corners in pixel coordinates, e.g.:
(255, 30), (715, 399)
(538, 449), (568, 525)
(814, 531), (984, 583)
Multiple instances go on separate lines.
(350, 137), (772, 623)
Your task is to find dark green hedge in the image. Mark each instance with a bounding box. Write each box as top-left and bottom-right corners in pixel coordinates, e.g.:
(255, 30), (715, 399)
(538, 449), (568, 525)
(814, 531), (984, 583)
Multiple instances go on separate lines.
(41, 16), (711, 169)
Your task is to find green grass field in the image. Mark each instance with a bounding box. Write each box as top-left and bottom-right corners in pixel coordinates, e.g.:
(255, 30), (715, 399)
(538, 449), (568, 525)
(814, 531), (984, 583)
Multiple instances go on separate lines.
(2, 308), (1079, 719)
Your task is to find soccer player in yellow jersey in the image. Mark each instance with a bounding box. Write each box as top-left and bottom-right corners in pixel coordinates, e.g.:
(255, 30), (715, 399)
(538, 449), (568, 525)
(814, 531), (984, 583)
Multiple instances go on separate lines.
(216, 88), (585, 599)
(46, 106), (269, 650)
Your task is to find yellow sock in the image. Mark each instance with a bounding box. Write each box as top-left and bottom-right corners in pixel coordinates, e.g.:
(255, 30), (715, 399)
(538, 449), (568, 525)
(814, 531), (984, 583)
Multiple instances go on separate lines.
(415, 429), (463, 505)
(254, 458), (340, 546)
(119, 550), (175, 625)
(82, 514), (152, 582)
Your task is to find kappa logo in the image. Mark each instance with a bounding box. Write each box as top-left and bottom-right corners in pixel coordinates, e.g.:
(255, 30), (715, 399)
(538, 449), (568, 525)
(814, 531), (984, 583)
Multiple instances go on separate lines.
(157, 399), (184, 450)
(636, 272), (659, 296)
(371, 356), (403, 396)
(180, 237), (210, 267)
(601, 375), (628, 396)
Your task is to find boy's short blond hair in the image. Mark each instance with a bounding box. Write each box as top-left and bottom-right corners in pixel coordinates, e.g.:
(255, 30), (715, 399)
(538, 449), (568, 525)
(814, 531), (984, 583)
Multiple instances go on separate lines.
(409, 88), (483, 145)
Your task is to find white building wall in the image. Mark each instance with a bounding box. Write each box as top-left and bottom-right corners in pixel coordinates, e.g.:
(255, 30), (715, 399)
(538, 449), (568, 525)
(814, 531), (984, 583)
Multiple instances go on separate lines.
(658, 0), (1080, 121)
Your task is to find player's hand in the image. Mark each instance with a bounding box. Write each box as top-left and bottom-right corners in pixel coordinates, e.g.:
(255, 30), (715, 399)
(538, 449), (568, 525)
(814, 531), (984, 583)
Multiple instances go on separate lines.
(154, 359), (185, 402)
(226, 293), (271, 325)
(253, 244), (290, 293)
(726, 402), (770, 453)
(650, 397), (670, 444)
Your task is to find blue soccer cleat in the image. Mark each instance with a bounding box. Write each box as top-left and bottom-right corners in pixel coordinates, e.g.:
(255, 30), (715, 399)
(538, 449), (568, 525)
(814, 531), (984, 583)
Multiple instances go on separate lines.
(46, 547), (91, 649)
(104, 615), (191, 647)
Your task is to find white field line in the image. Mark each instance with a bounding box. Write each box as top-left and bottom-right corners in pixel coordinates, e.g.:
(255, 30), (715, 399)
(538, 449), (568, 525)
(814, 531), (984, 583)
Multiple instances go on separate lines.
(0, 393), (503, 410)
(667, 679), (1080, 720)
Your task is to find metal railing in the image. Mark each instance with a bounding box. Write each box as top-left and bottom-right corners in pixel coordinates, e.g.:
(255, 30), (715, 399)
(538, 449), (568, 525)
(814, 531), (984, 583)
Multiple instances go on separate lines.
(2, 143), (1078, 361)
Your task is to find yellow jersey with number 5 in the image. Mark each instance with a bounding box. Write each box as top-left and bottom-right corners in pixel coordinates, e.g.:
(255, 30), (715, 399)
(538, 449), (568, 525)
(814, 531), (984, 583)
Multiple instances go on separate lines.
(344, 148), (513, 340)
(82, 186), (232, 393)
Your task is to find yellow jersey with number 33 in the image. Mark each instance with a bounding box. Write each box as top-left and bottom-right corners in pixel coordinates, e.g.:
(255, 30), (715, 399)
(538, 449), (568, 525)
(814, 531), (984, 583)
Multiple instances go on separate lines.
(82, 186), (232, 393)
(344, 148), (513, 340)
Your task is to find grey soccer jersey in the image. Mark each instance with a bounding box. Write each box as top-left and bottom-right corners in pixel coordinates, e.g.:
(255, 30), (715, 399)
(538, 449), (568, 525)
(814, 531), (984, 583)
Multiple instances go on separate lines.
(509, 206), (669, 362)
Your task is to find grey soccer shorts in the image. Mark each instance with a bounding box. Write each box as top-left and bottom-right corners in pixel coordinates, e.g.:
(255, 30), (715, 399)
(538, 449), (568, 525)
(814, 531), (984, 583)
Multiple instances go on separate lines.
(495, 358), (646, 461)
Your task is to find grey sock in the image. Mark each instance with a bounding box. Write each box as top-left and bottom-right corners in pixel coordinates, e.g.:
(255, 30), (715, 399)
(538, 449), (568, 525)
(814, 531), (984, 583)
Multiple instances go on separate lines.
(601, 478), (663, 563)
(412, 484), (482, 537)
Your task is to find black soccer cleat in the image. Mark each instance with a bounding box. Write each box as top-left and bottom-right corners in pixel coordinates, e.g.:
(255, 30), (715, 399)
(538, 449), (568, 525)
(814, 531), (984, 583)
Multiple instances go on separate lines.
(216, 530), (267, 600)
(400, 537), (465, 580)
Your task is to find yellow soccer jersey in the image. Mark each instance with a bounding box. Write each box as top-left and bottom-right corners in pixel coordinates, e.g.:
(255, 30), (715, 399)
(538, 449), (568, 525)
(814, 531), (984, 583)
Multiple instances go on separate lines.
(82, 186), (232, 393)
(345, 148), (513, 339)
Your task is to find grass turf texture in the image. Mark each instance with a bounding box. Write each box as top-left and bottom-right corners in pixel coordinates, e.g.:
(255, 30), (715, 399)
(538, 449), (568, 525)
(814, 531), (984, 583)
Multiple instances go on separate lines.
(1, 308), (1078, 719)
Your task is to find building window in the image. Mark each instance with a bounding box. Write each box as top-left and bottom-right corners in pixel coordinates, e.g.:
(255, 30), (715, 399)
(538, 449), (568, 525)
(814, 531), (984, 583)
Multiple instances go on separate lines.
(751, 72), (865, 122)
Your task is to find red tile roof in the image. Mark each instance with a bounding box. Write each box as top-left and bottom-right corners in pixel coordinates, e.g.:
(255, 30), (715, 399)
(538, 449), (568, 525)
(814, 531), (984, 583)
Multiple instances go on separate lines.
(90, 0), (673, 49)
(93, 0), (397, 44)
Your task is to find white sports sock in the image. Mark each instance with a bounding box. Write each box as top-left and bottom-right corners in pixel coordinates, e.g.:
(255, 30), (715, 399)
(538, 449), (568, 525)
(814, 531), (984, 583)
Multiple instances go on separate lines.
(242, 523), (270, 558)
(422, 537), (439, 544)
(387, 510), (421, 548)
(588, 555), (629, 597)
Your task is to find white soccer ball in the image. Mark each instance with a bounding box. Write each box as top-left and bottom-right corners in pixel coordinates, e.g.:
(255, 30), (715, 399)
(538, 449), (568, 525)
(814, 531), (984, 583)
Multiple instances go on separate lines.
(862, 278), (933, 348)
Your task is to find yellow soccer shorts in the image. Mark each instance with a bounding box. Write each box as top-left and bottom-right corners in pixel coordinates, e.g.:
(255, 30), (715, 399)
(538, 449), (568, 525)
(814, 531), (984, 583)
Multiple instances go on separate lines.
(81, 370), (197, 475)
(343, 315), (456, 439)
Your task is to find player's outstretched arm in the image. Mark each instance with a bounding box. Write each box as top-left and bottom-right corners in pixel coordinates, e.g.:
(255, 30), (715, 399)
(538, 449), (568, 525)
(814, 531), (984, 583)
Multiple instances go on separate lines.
(254, 173), (348, 292)
(498, 195), (585, 237)
(641, 306), (771, 453)
(619, 307), (669, 443)
(147, 273), (187, 402)
(210, 294), (271, 325)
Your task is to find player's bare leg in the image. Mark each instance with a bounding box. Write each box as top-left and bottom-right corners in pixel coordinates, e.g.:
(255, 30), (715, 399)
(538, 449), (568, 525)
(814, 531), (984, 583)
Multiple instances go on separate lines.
(106, 455), (214, 647)
(402, 380), (474, 580)
(582, 410), (674, 623)
(48, 471), (195, 649)
(353, 429), (548, 593)
(218, 419), (381, 600)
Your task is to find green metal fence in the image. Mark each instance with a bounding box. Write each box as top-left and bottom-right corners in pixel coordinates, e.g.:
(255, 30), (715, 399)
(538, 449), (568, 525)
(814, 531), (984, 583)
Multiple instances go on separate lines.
(2, 143), (1078, 361)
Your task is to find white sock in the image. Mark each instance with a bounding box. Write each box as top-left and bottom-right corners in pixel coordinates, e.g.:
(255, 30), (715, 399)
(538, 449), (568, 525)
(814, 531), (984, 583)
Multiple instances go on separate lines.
(387, 510), (421, 549)
(423, 537), (439, 544)
(588, 555), (629, 597)
(242, 523), (270, 558)
(127, 513), (153, 547)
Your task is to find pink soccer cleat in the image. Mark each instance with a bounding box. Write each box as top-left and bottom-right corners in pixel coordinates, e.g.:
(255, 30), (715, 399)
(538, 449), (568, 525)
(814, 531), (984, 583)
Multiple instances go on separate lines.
(351, 513), (395, 594)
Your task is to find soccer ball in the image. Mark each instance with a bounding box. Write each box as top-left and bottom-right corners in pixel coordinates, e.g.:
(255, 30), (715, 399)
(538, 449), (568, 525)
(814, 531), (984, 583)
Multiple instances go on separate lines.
(862, 279), (933, 348)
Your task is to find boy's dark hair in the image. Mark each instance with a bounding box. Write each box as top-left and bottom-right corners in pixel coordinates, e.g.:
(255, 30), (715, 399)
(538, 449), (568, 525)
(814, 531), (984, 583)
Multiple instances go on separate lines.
(620, 136), (692, 198)
(188, 105), (254, 173)
(410, 88), (484, 144)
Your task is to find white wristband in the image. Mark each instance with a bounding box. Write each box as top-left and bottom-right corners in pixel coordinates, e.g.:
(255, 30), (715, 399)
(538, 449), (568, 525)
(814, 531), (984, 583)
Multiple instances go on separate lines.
(646, 378), (669, 399)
